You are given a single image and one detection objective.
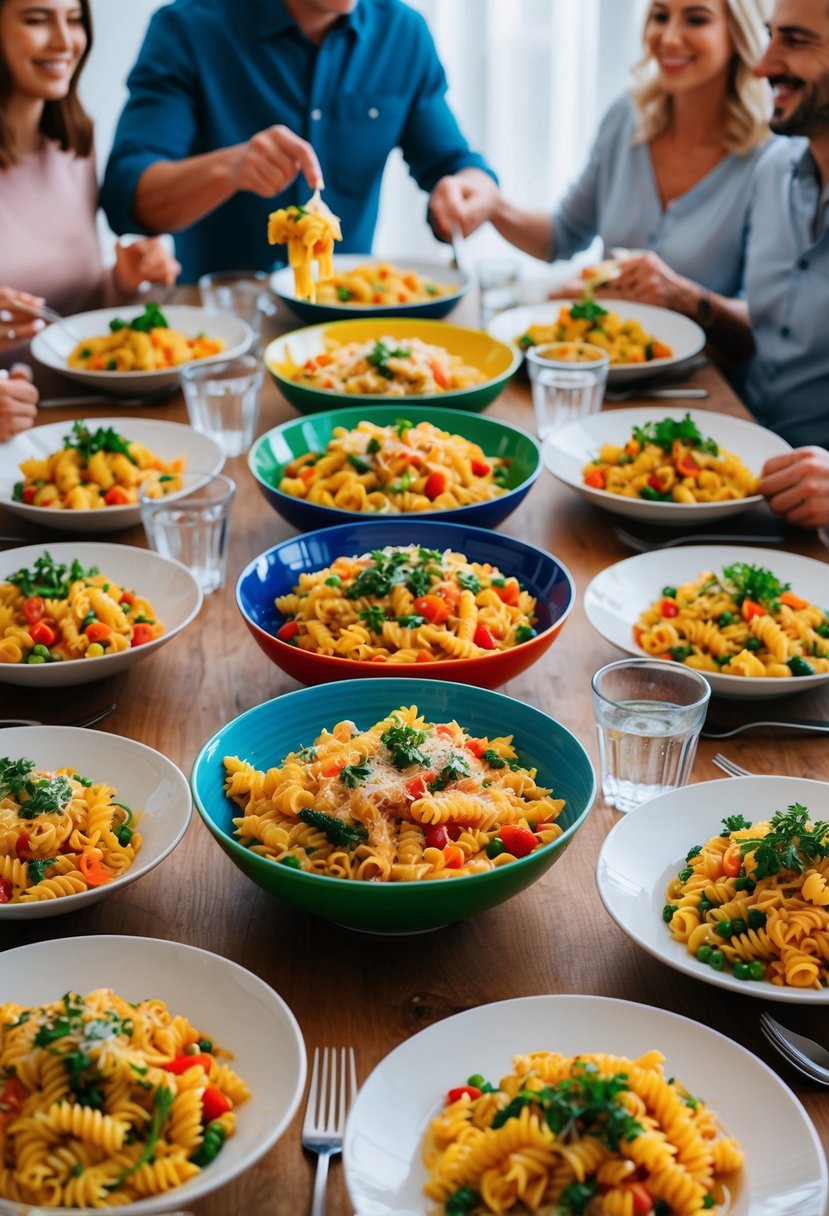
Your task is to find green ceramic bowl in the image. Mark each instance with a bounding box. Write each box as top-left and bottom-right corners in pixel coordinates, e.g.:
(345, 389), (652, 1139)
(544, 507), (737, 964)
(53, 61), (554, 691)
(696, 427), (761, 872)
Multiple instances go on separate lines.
(262, 318), (520, 414)
(190, 679), (597, 934)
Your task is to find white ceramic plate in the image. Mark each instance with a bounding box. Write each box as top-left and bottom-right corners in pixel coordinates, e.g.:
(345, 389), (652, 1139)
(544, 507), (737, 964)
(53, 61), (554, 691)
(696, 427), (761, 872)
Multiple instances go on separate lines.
(0, 541), (202, 687)
(0, 416), (225, 533)
(487, 298), (706, 382)
(0, 726), (191, 919)
(270, 254), (468, 323)
(597, 776), (829, 1005)
(0, 936), (306, 1214)
(543, 407), (791, 526)
(583, 545), (829, 699)
(343, 993), (828, 1215)
(30, 304), (253, 396)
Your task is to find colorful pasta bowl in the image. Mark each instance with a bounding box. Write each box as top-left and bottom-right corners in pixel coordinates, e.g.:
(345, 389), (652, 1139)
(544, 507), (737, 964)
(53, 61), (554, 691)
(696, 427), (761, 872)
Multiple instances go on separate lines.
(236, 521), (575, 688)
(0, 726), (192, 920)
(248, 405), (541, 532)
(0, 935), (306, 1212)
(262, 318), (519, 414)
(190, 678), (596, 934)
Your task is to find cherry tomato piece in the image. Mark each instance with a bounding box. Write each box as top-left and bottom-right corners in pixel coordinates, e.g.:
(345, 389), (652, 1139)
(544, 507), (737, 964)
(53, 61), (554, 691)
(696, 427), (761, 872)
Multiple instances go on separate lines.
(498, 824), (537, 858)
(23, 596), (45, 624)
(413, 595), (451, 625)
(473, 624), (496, 650)
(201, 1085), (233, 1123)
(446, 1085), (481, 1103)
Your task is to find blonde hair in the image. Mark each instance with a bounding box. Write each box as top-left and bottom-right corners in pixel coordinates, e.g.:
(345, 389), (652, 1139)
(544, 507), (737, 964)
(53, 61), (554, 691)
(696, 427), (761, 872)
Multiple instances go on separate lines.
(631, 0), (771, 154)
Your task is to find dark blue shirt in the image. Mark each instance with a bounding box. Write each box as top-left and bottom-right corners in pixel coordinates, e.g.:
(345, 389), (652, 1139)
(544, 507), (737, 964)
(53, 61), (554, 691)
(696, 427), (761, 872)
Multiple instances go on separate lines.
(101, 0), (494, 282)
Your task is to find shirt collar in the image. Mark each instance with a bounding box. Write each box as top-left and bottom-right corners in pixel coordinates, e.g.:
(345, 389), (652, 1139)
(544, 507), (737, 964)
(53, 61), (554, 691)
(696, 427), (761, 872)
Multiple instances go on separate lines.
(251, 0), (366, 41)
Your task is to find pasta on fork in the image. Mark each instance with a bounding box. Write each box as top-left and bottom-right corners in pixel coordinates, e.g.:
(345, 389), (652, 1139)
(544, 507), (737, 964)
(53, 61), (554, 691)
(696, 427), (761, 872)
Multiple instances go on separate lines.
(268, 190), (343, 302)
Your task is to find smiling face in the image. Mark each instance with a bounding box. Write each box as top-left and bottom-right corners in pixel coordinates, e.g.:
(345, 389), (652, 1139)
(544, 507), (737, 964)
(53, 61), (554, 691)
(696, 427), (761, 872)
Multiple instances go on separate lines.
(755, 0), (829, 137)
(0, 0), (87, 104)
(644, 0), (736, 95)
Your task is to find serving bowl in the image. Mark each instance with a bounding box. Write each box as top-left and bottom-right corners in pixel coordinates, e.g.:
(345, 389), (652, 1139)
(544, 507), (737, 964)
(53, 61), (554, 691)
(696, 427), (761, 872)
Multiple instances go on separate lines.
(0, 416), (225, 533)
(263, 317), (519, 414)
(0, 541), (202, 687)
(544, 406), (791, 526)
(248, 405), (541, 532)
(190, 678), (596, 934)
(30, 304), (254, 396)
(236, 520), (575, 688)
(0, 935), (306, 1213)
(487, 298), (706, 382)
(0, 726), (191, 919)
(270, 254), (468, 323)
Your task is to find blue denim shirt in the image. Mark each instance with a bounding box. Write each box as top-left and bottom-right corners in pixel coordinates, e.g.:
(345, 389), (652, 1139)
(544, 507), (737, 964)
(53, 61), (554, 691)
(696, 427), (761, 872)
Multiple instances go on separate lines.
(739, 139), (829, 448)
(101, 0), (493, 282)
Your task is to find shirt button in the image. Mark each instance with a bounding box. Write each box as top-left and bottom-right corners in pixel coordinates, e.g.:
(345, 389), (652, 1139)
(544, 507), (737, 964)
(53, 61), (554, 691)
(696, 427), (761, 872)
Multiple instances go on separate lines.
(311, 108), (322, 121)
(799, 258), (809, 270)
(368, 107), (379, 119)
(780, 326), (790, 338)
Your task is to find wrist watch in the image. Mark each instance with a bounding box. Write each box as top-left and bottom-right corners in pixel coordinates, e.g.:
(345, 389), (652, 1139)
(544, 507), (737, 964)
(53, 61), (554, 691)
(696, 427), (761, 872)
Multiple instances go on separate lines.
(696, 291), (713, 330)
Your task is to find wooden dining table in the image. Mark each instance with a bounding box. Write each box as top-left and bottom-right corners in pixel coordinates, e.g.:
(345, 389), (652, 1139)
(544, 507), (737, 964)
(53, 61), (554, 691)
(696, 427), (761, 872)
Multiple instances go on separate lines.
(3, 287), (828, 1215)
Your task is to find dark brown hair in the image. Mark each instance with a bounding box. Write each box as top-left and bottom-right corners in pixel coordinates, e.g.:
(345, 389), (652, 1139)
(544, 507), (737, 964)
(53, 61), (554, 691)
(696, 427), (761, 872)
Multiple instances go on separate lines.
(0, 0), (94, 168)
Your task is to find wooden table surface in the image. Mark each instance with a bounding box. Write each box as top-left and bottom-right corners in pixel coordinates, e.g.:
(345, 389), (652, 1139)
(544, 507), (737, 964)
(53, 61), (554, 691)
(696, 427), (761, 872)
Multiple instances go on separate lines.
(3, 290), (828, 1215)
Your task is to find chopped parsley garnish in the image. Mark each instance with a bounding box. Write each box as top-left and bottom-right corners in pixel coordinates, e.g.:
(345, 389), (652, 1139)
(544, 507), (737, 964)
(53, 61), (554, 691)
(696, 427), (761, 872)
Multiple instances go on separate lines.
(720, 562), (790, 610)
(297, 809), (368, 849)
(569, 299), (608, 323)
(0, 759), (74, 818)
(481, 747), (521, 771)
(63, 420), (137, 466)
(358, 605), (387, 632)
(346, 549), (410, 600)
(295, 744), (317, 763)
(631, 412), (719, 457)
(721, 814), (752, 836)
(395, 614), (427, 628)
(108, 302), (168, 334)
(381, 722), (428, 769)
(429, 754), (471, 791)
(347, 453), (371, 473)
(6, 552), (98, 600)
(27, 857), (57, 884)
(738, 803), (829, 879)
(340, 759), (373, 788)
(456, 570), (481, 593)
(366, 437), (381, 454)
(394, 417), (413, 437)
(366, 340), (410, 379)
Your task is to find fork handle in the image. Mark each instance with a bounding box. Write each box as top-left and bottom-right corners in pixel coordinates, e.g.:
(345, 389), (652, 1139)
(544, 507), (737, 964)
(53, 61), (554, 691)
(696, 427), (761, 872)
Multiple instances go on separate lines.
(310, 1149), (336, 1216)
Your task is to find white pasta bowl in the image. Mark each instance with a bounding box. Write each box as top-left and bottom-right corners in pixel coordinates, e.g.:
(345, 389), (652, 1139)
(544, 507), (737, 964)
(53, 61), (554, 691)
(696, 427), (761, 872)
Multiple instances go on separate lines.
(584, 545), (829, 700)
(0, 935), (306, 1213)
(597, 776), (829, 1004)
(543, 406), (792, 526)
(0, 726), (192, 920)
(0, 416), (225, 533)
(0, 541), (203, 687)
(30, 304), (254, 395)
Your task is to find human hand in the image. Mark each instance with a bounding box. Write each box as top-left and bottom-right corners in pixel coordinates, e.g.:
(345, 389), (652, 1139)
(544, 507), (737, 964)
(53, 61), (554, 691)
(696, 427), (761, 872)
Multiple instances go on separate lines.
(114, 238), (182, 295)
(428, 169), (499, 239)
(228, 125), (323, 198)
(0, 287), (45, 347)
(0, 366), (39, 441)
(759, 447), (829, 529)
(599, 252), (692, 312)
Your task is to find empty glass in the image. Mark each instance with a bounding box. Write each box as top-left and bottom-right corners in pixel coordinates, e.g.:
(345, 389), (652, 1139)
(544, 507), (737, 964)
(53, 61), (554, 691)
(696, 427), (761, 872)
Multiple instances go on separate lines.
(591, 658), (711, 814)
(526, 342), (609, 441)
(477, 258), (520, 328)
(180, 355), (263, 458)
(197, 269), (275, 343)
(140, 473), (236, 596)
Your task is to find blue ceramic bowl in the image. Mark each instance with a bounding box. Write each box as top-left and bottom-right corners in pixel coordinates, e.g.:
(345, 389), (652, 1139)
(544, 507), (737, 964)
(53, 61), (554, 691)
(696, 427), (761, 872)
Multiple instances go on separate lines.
(247, 405), (542, 533)
(236, 521), (575, 688)
(190, 679), (596, 933)
(269, 256), (469, 324)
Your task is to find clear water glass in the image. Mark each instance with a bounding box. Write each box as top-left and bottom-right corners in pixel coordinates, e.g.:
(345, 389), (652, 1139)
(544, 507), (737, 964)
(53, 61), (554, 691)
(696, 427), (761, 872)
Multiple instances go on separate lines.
(591, 658), (710, 814)
(197, 269), (274, 342)
(140, 473), (236, 596)
(180, 355), (263, 459)
(477, 258), (520, 328)
(526, 342), (609, 441)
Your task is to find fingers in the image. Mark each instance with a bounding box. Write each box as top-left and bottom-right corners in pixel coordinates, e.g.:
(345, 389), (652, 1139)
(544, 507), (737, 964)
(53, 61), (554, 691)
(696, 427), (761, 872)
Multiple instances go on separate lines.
(242, 126), (323, 196)
(759, 447), (829, 528)
(0, 370), (39, 439)
(428, 177), (466, 240)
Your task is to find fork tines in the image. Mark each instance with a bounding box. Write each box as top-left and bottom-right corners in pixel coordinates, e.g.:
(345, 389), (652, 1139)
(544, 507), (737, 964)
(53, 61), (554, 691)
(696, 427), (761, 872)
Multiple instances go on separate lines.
(303, 1047), (357, 1141)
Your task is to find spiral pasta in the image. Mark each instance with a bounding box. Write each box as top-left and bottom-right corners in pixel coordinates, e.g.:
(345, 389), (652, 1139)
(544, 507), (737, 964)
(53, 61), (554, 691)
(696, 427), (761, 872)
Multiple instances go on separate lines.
(224, 704), (565, 881)
(0, 989), (249, 1207)
(267, 198), (342, 301)
(424, 1050), (742, 1214)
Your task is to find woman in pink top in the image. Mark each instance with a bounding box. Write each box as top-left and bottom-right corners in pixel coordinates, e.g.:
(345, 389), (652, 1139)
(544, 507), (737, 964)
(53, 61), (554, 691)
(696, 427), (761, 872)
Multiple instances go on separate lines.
(0, 0), (178, 429)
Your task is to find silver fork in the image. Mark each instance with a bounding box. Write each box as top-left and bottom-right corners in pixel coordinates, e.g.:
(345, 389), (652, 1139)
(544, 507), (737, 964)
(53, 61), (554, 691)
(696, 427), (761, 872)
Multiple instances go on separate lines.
(711, 753), (753, 778)
(302, 1047), (357, 1216)
(759, 1012), (829, 1085)
(0, 703), (117, 729)
(611, 525), (786, 553)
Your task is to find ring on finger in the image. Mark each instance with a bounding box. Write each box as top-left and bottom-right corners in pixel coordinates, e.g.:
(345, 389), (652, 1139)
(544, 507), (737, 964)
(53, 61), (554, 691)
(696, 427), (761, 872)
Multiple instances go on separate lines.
(6, 327), (16, 341)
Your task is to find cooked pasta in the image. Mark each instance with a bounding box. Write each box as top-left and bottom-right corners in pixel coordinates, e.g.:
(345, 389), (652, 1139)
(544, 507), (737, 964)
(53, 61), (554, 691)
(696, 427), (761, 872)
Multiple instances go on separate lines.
(0, 551), (163, 666)
(635, 561), (829, 679)
(67, 303), (224, 372)
(0, 756), (143, 903)
(13, 420), (185, 511)
(224, 704), (564, 881)
(277, 334), (486, 396)
(0, 988), (249, 1206)
(664, 803), (829, 988)
(315, 261), (453, 307)
(582, 413), (758, 503)
(267, 198), (343, 301)
(274, 545), (539, 663)
(424, 1049), (742, 1214)
(517, 300), (672, 364)
(278, 418), (509, 515)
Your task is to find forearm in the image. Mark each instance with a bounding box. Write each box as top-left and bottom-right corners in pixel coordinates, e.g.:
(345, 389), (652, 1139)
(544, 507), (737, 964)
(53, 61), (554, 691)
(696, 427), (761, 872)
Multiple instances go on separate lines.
(670, 279), (754, 363)
(133, 149), (239, 234)
(489, 196), (553, 262)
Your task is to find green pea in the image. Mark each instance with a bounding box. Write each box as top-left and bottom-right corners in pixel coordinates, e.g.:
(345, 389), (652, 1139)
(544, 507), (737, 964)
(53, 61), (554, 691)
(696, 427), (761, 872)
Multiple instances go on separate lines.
(730, 917), (747, 936)
(325, 575), (341, 587)
(733, 962), (752, 981)
(662, 904), (677, 923)
(708, 949), (726, 971)
(748, 908), (767, 929)
(26, 654), (46, 664)
(678, 865), (693, 882)
(696, 945), (713, 963)
(748, 961), (766, 981)
(486, 838), (505, 859)
(698, 898), (713, 914)
(32, 643), (51, 657)
(467, 1074), (486, 1089)
(714, 920), (732, 938)
(661, 585), (677, 599)
(717, 610), (735, 626)
(198, 1038), (213, 1053)
(279, 855), (301, 869)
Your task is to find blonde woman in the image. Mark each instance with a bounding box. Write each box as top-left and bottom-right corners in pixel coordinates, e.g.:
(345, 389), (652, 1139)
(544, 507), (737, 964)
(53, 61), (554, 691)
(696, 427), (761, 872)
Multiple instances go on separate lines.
(486, 0), (771, 347)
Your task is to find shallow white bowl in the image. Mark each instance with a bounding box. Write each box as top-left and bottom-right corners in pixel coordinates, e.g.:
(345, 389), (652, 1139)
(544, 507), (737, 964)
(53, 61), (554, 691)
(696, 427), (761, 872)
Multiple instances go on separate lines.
(30, 304), (253, 396)
(0, 726), (191, 919)
(543, 406), (791, 526)
(487, 298), (706, 382)
(597, 776), (829, 1005)
(0, 541), (202, 687)
(583, 545), (829, 699)
(0, 935), (306, 1213)
(0, 416), (225, 533)
(344, 993), (828, 1214)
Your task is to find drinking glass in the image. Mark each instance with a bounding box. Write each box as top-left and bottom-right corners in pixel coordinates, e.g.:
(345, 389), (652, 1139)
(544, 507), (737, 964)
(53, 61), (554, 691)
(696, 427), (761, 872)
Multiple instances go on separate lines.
(526, 342), (609, 441)
(477, 258), (520, 328)
(197, 269), (274, 343)
(180, 355), (263, 458)
(591, 658), (711, 814)
(140, 473), (236, 596)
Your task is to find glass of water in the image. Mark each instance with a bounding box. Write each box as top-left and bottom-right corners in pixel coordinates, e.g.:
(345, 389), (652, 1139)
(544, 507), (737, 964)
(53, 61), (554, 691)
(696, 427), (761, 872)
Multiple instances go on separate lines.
(476, 258), (520, 328)
(197, 269), (275, 344)
(591, 658), (710, 814)
(526, 342), (609, 441)
(180, 355), (264, 459)
(140, 473), (236, 596)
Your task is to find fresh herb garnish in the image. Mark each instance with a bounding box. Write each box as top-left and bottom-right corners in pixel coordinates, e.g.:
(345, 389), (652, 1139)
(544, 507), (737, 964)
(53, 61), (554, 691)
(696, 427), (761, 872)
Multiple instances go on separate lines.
(631, 412), (719, 457)
(366, 341), (410, 379)
(429, 754), (471, 791)
(63, 420), (137, 466)
(346, 549), (410, 600)
(721, 814), (752, 836)
(381, 722), (428, 769)
(720, 562), (790, 610)
(27, 856), (57, 884)
(6, 552), (98, 600)
(569, 299), (608, 323)
(738, 803), (829, 879)
(340, 759), (373, 788)
(108, 301), (169, 334)
(456, 570), (481, 593)
(481, 747), (521, 771)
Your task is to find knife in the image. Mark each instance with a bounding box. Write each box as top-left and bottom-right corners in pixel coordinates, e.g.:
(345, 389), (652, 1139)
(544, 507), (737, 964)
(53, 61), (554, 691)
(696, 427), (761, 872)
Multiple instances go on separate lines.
(702, 718), (829, 738)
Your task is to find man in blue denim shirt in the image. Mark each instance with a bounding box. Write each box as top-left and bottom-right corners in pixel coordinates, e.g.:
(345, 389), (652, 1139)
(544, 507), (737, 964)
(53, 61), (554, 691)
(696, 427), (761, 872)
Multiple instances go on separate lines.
(101, 0), (497, 284)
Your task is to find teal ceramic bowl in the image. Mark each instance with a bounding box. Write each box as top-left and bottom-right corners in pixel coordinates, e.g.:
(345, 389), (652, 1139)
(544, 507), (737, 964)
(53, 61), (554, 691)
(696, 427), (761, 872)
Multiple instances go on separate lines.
(190, 679), (596, 934)
(248, 405), (542, 532)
